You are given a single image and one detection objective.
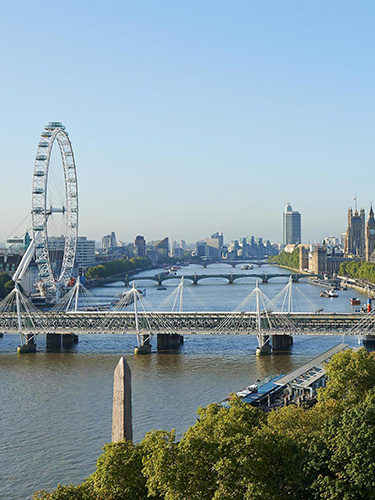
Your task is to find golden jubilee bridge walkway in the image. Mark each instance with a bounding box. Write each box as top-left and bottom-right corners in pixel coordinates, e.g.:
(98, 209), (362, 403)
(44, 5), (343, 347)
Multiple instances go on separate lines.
(0, 310), (371, 336)
(2, 278), (375, 354)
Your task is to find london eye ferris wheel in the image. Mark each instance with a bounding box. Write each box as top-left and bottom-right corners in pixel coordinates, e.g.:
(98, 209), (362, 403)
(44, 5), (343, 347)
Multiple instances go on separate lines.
(31, 122), (78, 300)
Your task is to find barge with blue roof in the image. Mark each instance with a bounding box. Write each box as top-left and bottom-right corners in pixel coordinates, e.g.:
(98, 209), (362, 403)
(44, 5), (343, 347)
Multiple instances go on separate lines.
(221, 343), (348, 411)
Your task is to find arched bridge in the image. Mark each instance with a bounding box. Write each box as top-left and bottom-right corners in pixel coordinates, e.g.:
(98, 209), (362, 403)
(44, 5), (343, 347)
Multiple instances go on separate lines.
(126, 273), (323, 286)
(198, 259), (268, 268)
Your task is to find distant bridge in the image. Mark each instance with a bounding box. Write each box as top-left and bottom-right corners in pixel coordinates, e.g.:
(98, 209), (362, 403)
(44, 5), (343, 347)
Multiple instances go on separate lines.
(126, 273), (323, 286)
(197, 259), (268, 268)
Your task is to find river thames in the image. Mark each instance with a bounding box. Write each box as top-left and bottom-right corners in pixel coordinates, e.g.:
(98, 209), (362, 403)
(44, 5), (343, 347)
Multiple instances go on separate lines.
(0, 264), (367, 499)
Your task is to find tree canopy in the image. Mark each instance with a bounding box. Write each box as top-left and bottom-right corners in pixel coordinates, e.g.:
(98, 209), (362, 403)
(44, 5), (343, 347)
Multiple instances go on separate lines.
(339, 259), (375, 283)
(269, 248), (299, 271)
(86, 257), (151, 280)
(0, 272), (14, 299)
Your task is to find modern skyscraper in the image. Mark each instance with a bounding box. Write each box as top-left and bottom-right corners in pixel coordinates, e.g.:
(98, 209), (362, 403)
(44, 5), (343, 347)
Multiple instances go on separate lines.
(283, 203), (301, 246)
(102, 231), (117, 249)
(366, 205), (375, 261)
(344, 208), (365, 257)
(134, 235), (146, 257)
(211, 232), (224, 251)
(155, 237), (169, 258)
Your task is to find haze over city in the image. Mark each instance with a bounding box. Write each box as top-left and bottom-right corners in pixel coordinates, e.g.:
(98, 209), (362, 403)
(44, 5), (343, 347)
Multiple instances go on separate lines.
(1, 1), (374, 243)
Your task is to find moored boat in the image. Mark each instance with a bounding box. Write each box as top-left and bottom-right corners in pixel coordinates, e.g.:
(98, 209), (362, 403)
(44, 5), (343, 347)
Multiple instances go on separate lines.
(221, 343), (348, 411)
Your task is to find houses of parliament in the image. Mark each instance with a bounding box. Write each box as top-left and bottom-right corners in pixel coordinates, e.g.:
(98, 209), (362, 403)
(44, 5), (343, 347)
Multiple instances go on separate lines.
(344, 205), (375, 261)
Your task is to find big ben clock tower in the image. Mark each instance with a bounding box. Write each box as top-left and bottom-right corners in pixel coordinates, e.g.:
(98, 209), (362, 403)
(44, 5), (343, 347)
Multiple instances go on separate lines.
(366, 204), (375, 261)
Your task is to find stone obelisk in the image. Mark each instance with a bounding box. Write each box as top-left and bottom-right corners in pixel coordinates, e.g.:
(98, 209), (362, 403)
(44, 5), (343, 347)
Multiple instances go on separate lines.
(112, 356), (133, 442)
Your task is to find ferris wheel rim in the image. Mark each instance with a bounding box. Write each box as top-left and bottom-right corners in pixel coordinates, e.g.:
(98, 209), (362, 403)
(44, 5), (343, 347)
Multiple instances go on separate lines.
(31, 122), (78, 298)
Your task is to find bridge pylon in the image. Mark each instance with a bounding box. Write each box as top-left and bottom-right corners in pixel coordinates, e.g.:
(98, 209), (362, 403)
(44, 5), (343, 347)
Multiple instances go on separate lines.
(131, 284), (152, 354)
(255, 281), (271, 356)
(157, 277), (184, 352)
(2, 283), (38, 353)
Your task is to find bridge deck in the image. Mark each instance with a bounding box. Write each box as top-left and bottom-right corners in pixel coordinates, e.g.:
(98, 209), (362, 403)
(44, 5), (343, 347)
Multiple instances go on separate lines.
(0, 311), (372, 335)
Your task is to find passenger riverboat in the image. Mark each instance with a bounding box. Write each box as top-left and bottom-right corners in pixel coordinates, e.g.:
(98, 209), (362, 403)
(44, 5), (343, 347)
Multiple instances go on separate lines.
(320, 289), (338, 298)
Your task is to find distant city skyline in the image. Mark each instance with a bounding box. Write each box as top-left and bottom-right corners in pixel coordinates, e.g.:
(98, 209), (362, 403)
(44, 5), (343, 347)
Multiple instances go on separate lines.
(1, 1), (374, 244)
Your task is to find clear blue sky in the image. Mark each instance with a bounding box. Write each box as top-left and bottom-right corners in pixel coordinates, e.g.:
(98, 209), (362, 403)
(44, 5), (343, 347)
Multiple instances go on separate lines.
(1, 0), (374, 245)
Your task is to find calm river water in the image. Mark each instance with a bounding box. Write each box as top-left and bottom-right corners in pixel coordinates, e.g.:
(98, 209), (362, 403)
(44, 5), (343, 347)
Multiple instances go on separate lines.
(0, 264), (366, 499)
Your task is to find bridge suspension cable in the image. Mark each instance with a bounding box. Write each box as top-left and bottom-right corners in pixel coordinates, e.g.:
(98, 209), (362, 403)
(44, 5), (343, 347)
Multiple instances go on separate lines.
(50, 276), (101, 313)
(157, 277), (210, 312)
(345, 303), (375, 338)
(211, 281), (300, 336)
(0, 285), (50, 346)
(272, 276), (319, 313)
(93, 283), (179, 340)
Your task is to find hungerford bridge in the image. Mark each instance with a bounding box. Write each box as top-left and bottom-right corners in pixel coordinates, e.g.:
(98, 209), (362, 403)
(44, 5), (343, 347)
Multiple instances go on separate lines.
(3, 277), (375, 355)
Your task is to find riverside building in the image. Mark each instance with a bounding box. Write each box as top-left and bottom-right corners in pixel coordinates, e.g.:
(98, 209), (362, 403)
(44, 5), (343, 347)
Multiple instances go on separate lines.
(344, 207), (365, 258)
(366, 205), (375, 261)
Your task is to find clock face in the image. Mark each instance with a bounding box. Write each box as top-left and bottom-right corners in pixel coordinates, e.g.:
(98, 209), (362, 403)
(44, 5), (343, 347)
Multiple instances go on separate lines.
(370, 229), (375, 235)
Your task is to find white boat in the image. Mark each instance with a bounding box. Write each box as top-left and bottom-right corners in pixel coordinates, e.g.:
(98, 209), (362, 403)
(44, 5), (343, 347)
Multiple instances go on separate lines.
(320, 289), (338, 298)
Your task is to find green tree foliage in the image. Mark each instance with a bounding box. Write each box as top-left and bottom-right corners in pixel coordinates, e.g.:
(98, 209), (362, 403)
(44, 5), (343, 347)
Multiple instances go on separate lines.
(319, 348), (375, 406)
(86, 258), (151, 280)
(33, 349), (375, 500)
(4, 279), (15, 295)
(33, 483), (94, 500)
(89, 440), (158, 500)
(339, 259), (375, 283)
(0, 272), (13, 299)
(313, 389), (375, 499)
(142, 400), (272, 500)
(269, 248), (299, 270)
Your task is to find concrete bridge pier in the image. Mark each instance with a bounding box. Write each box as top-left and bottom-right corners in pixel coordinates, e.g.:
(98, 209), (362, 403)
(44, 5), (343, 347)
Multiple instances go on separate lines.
(62, 333), (79, 349)
(134, 334), (151, 355)
(256, 334), (271, 356)
(46, 333), (62, 351)
(17, 334), (37, 354)
(272, 334), (293, 352)
(157, 333), (184, 352)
